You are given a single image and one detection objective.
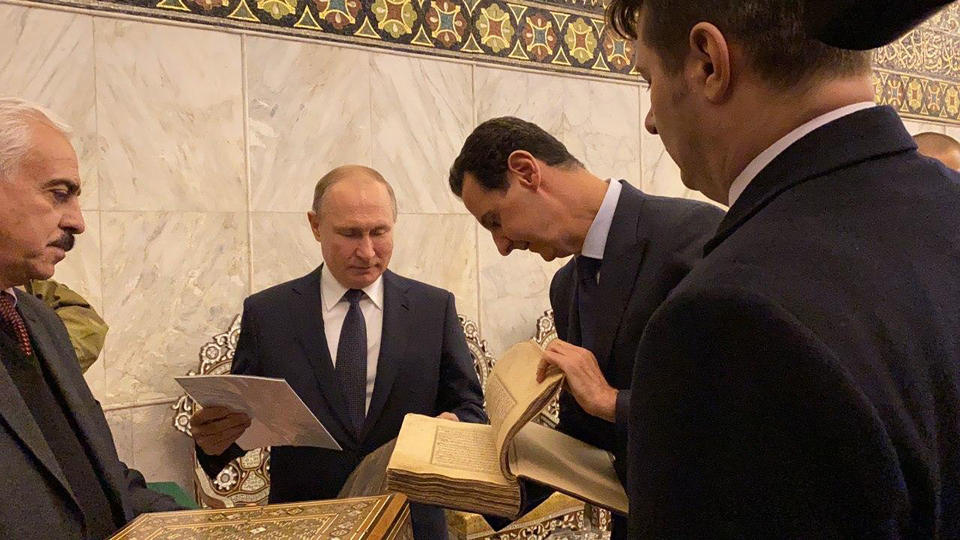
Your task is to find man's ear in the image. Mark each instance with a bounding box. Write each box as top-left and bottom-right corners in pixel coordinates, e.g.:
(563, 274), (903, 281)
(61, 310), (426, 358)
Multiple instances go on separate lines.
(688, 22), (731, 104)
(307, 211), (323, 242)
(506, 150), (542, 191)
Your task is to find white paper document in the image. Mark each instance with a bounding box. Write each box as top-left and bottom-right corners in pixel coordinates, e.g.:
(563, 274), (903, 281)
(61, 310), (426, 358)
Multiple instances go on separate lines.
(175, 375), (342, 451)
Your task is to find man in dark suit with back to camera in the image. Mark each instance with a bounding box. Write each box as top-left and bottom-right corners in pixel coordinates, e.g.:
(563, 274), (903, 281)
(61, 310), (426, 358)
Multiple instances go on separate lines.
(190, 165), (486, 540)
(0, 97), (180, 539)
(448, 117), (724, 538)
(605, 0), (960, 536)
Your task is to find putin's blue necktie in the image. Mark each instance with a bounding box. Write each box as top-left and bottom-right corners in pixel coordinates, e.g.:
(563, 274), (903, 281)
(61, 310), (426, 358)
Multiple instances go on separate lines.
(336, 289), (367, 435)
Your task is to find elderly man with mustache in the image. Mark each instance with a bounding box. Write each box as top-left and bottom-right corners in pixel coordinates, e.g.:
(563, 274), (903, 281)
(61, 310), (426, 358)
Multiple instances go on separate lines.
(0, 97), (181, 539)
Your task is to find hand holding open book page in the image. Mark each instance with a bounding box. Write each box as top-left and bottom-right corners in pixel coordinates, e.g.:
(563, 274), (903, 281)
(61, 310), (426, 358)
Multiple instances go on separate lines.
(386, 340), (627, 518)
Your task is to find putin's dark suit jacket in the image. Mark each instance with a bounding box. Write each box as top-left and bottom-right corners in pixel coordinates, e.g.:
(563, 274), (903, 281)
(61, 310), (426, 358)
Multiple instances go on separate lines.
(549, 181), (723, 537)
(628, 106), (960, 538)
(199, 267), (486, 539)
(0, 291), (179, 538)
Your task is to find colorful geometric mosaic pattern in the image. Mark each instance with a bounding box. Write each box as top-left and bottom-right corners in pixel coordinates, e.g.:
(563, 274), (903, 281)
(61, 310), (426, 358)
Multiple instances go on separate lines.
(19, 0), (960, 123)
(872, 5), (960, 124)
(39, 0), (638, 79)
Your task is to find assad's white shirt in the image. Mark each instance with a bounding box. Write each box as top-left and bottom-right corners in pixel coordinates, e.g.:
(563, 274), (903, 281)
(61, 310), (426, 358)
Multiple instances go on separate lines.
(320, 265), (384, 413)
(727, 102), (878, 207)
(2, 287), (16, 306)
(580, 178), (622, 262)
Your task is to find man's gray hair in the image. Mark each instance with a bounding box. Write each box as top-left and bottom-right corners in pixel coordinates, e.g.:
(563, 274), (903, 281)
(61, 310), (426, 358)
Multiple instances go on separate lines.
(311, 165), (398, 219)
(0, 98), (72, 179)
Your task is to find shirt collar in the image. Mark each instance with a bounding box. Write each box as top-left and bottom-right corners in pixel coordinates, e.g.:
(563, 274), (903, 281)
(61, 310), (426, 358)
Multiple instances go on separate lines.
(580, 179), (623, 260)
(320, 264), (384, 312)
(727, 102), (878, 207)
(2, 288), (16, 307)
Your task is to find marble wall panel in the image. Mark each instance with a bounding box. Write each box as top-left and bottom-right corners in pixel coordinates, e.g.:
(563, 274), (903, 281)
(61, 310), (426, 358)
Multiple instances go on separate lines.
(474, 66), (565, 137)
(52, 210), (103, 312)
(371, 54), (472, 214)
(478, 232), (569, 357)
(249, 212), (323, 294)
(130, 403), (194, 491)
(562, 78), (641, 184)
(901, 119), (947, 135)
(100, 211), (248, 406)
(391, 214), (479, 324)
(0, 5), (98, 210)
(246, 36), (373, 213)
(947, 125), (960, 147)
(53, 210), (107, 398)
(95, 19), (245, 212)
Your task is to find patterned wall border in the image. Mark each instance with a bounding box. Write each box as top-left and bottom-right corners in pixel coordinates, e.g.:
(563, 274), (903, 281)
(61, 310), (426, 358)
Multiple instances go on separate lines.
(874, 5), (960, 124)
(10, 0), (960, 124)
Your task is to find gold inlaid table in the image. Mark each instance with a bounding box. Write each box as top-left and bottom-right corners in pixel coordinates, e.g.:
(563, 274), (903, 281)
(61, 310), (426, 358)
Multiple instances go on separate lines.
(110, 493), (413, 539)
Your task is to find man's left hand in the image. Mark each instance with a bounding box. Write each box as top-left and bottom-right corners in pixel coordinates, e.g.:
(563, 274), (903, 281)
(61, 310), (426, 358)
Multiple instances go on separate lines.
(537, 339), (618, 423)
(436, 412), (460, 422)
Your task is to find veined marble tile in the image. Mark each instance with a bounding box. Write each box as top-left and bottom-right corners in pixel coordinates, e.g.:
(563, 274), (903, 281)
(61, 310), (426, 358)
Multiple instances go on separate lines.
(0, 5), (98, 210)
(54, 210), (107, 395)
(95, 20), (244, 212)
(249, 212), (323, 293)
(946, 125), (960, 146)
(130, 403), (194, 491)
(100, 212), (248, 406)
(562, 79), (641, 184)
(473, 66), (565, 138)
(900, 119), (946, 136)
(52, 210), (103, 312)
(370, 54), (472, 214)
(391, 214), (479, 324)
(247, 37), (372, 212)
(478, 231), (569, 358)
(105, 408), (133, 466)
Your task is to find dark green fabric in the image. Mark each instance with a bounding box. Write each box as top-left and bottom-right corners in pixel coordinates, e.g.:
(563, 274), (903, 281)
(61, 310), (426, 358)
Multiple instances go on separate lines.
(145, 482), (198, 509)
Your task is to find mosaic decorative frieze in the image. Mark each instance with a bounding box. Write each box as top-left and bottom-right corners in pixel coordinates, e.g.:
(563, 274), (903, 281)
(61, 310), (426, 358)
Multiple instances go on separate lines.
(31, 0), (639, 79)
(873, 4), (960, 124)
(12, 0), (960, 123)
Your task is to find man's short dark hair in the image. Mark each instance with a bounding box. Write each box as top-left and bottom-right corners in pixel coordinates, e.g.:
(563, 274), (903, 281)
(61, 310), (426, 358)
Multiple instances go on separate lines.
(606, 0), (872, 89)
(449, 117), (583, 196)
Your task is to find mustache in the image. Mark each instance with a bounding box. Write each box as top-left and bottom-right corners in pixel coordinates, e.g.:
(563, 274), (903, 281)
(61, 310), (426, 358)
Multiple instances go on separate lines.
(49, 233), (75, 252)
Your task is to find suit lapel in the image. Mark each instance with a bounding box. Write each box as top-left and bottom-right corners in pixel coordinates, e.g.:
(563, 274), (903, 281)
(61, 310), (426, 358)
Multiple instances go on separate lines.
(289, 266), (355, 439)
(704, 106), (916, 256)
(17, 298), (127, 521)
(564, 272), (582, 346)
(2, 298), (77, 507)
(592, 182), (648, 367)
(0, 338), (73, 500)
(361, 271), (410, 440)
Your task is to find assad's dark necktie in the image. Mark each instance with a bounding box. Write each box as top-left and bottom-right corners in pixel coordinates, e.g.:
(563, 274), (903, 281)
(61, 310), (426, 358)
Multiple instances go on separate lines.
(336, 289), (367, 435)
(576, 255), (601, 352)
(0, 291), (33, 357)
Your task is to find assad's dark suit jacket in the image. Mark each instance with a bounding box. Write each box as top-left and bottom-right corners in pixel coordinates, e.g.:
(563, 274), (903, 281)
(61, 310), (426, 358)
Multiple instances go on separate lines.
(199, 267), (486, 538)
(548, 181), (722, 537)
(628, 106), (960, 537)
(551, 180), (723, 471)
(0, 291), (179, 538)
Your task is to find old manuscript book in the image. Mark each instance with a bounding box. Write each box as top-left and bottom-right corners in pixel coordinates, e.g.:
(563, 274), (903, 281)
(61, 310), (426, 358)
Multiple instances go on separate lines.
(110, 494), (413, 540)
(386, 341), (628, 519)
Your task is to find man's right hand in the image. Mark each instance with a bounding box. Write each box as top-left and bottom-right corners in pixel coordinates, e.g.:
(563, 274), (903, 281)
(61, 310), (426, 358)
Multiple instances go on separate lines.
(190, 406), (251, 456)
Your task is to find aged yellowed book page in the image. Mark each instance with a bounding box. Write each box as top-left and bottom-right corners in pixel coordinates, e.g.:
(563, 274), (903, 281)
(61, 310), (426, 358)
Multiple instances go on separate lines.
(389, 415), (514, 488)
(508, 421), (628, 515)
(483, 341), (563, 477)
